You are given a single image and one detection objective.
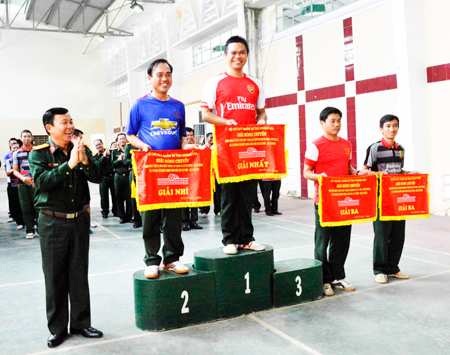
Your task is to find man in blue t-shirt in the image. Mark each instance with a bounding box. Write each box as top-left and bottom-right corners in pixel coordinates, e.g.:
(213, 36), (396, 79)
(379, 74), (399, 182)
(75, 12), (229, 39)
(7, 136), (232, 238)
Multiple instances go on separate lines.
(126, 59), (197, 279)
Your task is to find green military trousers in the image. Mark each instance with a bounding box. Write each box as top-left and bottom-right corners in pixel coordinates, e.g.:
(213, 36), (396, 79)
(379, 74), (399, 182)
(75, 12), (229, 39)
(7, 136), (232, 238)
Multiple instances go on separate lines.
(38, 212), (91, 334)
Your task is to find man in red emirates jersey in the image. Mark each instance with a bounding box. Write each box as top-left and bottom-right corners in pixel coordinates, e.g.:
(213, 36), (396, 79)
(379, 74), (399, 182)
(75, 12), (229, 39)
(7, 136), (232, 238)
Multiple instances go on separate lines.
(201, 36), (267, 255)
(304, 107), (364, 296)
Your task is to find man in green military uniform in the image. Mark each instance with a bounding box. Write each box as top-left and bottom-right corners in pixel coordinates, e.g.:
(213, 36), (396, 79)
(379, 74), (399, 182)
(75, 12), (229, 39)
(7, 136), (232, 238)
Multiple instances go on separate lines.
(111, 133), (132, 224)
(29, 107), (104, 348)
(93, 139), (118, 218)
(124, 142), (142, 228)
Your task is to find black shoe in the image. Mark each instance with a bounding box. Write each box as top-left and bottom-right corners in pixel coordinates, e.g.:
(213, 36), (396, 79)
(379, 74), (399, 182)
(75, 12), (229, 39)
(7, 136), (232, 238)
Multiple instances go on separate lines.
(133, 221), (142, 228)
(119, 218), (130, 224)
(113, 213), (120, 218)
(70, 327), (103, 338)
(273, 211), (282, 215)
(190, 222), (203, 230)
(265, 211), (274, 216)
(47, 331), (68, 348)
(102, 213), (108, 218)
(254, 208), (260, 213)
(182, 223), (190, 231)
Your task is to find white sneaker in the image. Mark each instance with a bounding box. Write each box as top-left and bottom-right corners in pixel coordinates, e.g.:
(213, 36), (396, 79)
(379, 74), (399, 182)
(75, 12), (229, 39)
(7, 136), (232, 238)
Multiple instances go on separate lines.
(7, 217), (14, 223)
(163, 261), (189, 274)
(26, 233), (35, 239)
(223, 244), (238, 255)
(17, 225), (24, 230)
(388, 271), (409, 279)
(91, 221), (97, 228)
(144, 265), (159, 279)
(331, 279), (356, 291)
(200, 213), (207, 218)
(374, 274), (388, 283)
(323, 283), (334, 296)
(239, 241), (266, 251)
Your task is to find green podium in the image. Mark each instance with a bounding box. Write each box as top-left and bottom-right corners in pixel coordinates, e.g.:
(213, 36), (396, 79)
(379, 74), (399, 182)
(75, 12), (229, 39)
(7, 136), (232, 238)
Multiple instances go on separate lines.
(134, 264), (217, 331)
(194, 246), (274, 318)
(272, 259), (323, 307)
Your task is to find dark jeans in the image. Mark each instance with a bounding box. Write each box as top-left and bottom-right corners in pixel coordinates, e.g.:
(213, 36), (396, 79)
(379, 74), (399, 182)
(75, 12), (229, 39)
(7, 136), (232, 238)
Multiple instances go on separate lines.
(7, 183), (24, 225)
(221, 180), (257, 246)
(38, 212), (91, 334)
(182, 208), (198, 223)
(142, 209), (183, 266)
(18, 184), (36, 233)
(373, 217), (405, 275)
(114, 174), (132, 220)
(260, 180), (281, 213)
(314, 204), (352, 283)
(99, 175), (117, 215)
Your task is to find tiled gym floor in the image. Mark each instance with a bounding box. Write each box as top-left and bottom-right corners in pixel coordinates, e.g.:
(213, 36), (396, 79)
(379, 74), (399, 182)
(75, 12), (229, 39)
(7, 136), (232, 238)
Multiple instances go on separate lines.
(1, 180), (450, 354)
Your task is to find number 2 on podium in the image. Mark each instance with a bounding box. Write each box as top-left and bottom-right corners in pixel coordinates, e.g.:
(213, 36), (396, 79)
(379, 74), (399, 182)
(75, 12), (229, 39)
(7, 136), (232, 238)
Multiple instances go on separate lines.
(245, 272), (251, 294)
(181, 290), (190, 314)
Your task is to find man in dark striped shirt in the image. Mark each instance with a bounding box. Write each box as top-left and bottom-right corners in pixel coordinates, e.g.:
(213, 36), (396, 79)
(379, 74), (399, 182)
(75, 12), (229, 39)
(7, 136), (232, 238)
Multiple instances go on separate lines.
(362, 114), (418, 284)
(13, 130), (37, 239)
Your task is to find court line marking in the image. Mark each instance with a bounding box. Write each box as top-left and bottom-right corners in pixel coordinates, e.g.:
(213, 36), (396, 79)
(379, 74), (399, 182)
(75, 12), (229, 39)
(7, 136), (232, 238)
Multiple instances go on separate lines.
(26, 316), (244, 355)
(92, 220), (122, 239)
(248, 314), (322, 355)
(25, 269), (450, 355)
(255, 216), (450, 257)
(351, 243), (450, 268)
(257, 268), (450, 315)
(0, 268), (141, 289)
(256, 221), (314, 236)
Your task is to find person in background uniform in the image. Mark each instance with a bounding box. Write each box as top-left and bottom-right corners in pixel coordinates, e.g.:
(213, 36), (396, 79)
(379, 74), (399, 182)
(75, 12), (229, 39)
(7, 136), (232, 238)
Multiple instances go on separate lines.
(199, 132), (222, 217)
(4, 138), (19, 223)
(124, 142), (142, 228)
(361, 114), (417, 284)
(29, 107), (104, 348)
(304, 107), (365, 297)
(13, 130), (37, 239)
(201, 36), (267, 255)
(5, 140), (24, 230)
(93, 139), (118, 218)
(111, 133), (132, 224)
(259, 178), (282, 216)
(126, 58), (197, 279)
(182, 127), (203, 231)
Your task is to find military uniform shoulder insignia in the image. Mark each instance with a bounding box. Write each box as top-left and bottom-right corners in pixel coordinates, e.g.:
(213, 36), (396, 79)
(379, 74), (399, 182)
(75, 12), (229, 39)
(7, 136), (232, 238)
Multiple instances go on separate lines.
(126, 142), (130, 145)
(33, 143), (50, 150)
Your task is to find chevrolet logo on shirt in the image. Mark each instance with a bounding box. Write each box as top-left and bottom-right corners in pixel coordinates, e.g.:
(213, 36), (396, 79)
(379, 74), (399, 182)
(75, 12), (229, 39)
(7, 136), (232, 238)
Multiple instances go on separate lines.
(151, 118), (178, 130)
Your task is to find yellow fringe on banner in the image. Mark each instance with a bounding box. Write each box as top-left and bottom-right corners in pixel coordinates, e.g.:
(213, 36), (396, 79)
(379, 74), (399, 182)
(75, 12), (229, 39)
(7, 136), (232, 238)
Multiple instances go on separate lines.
(318, 175), (378, 227)
(137, 201), (213, 212)
(379, 173), (430, 221)
(131, 179), (136, 198)
(217, 173), (288, 184)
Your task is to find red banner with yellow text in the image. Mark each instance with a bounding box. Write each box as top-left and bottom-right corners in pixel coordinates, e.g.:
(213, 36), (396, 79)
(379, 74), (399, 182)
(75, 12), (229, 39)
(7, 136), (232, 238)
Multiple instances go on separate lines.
(132, 149), (213, 211)
(379, 174), (430, 221)
(213, 124), (287, 183)
(319, 175), (378, 227)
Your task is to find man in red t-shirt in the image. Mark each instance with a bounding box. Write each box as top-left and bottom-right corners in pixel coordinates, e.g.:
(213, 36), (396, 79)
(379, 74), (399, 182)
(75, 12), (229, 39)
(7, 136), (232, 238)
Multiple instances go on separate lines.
(201, 36), (267, 255)
(304, 107), (363, 296)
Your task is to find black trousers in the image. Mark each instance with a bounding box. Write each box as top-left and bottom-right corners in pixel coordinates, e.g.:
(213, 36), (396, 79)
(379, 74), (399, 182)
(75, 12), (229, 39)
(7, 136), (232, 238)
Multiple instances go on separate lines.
(18, 184), (37, 233)
(114, 174), (132, 220)
(130, 173), (141, 223)
(260, 180), (281, 213)
(142, 209), (183, 266)
(7, 183), (24, 225)
(200, 179), (222, 215)
(314, 204), (351, 283)
(373, 217), (405, 275)
(221, 180), (257, 246)
(38, 212), (91, 334)
(99, 175), (117, 216)
(182, 208), (198, 223)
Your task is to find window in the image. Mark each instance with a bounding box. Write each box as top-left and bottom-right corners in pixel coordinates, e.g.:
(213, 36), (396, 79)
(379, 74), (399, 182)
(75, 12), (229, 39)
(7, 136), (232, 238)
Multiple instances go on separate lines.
(33, 135), (49, 146)
(276, 0), (360, 32)
(192, 26), (238, 66)
(116, 80), (129, 99)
